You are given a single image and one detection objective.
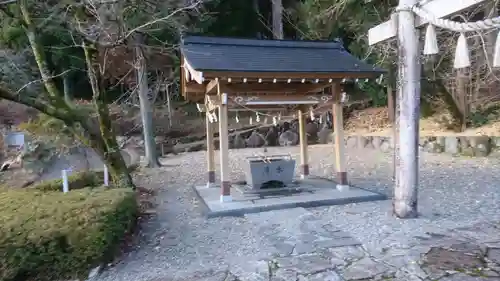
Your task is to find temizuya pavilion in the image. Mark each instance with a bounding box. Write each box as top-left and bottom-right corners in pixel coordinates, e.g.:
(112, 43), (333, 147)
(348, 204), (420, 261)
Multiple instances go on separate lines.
(180, 35), (384, 203)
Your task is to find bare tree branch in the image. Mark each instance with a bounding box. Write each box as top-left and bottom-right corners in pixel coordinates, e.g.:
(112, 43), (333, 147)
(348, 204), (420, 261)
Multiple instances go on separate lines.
(0, 0), (16, 6)
(0, 85), (79, 123)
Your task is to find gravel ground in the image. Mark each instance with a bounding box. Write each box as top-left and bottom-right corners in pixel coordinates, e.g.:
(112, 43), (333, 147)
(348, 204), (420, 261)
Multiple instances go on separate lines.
(95, 145), (500, 281)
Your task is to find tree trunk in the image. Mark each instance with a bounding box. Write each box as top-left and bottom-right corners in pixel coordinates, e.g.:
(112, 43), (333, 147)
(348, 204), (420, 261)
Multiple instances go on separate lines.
(78, 122), (133, 187)
(83, 43), (135, 188)
(19, 1), (134, 188)
(271, 0), (283, 39)
(394, 0), (419, 218)
(20, 3), (65, 107)
(484, 2), (497, 64)
(457, 69), (468, 131)
(135, 35), (160, 168)
(165, 84), (173, 129)
(95, 105), (134, 187)
(254, 0), (261, 38)
(483, 2), (498, 109)
(98, 141), (133, 187)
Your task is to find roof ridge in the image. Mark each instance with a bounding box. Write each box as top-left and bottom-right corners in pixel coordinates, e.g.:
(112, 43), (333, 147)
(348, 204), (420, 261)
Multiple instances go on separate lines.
(183, 33), (343, 43)
(182, 35), (345, 50)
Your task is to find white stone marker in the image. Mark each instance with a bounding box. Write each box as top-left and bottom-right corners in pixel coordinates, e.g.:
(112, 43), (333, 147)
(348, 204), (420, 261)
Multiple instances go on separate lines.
(62, 169), (69, 193)
(103, 165), (109, 186)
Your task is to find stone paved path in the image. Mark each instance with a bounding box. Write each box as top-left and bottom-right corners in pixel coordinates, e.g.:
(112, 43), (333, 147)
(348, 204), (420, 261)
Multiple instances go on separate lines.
(96, 146), (500, 281)
(235, 210), (500, 281)
(127, 207), (500, 281)
(167, 208), (500, 281)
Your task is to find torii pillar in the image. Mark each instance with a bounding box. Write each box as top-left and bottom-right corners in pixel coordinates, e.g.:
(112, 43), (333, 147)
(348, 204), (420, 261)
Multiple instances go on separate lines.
(367, 0), (487, 218)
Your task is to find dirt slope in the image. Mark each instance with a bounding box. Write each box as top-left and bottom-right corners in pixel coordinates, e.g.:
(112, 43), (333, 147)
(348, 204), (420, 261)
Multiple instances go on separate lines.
(345, 107), (500, 136)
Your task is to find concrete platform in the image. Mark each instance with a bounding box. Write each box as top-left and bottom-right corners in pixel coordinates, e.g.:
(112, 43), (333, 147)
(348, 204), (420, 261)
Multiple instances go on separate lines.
(193, 177), (387, 218)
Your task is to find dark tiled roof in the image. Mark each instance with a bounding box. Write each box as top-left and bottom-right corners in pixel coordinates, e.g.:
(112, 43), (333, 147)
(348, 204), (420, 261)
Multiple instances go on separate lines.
(181, 35), (385, 75)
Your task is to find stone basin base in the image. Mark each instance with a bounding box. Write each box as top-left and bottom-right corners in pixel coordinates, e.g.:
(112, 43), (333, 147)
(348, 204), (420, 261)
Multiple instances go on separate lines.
(192, 177), (387, 218)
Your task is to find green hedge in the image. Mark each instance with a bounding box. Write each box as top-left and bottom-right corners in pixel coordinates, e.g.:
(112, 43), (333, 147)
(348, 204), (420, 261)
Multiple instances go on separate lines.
(0, 187), (138, 281)
(33, 164), (139, 191)
(33, 170), (104, 191)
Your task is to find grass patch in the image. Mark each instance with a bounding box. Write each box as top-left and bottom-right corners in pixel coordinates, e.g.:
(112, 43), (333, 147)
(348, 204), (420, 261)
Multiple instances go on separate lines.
(0, 187), (138, 281)
(33, 170), (103, 191)
(33, 164), (139, 192)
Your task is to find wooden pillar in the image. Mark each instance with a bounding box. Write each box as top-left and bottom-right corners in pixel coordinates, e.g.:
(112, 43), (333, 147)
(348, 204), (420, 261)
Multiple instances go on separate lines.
(298, 105), (309, 178)
(271, 0), (283, 39)
(206, 112), (215, 187)
(218, 92), (231, 202)
(394, 0), (419, 218)
(332, 84), (348, 190)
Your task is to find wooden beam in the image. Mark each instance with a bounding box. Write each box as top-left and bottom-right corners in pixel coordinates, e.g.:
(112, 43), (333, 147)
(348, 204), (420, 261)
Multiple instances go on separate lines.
(332, 101), (347, 189)
(368, 0), (489, 45)
(225, 83), (331, 94)
(230, 93), (334, 105)
(228, 106), (288, 112)
(186, 82), (332, 94)
(298, 105), (309, 178)
(186, 93), (329, 104)
(185, 83), (205, 93)
(331, 83), (348, 190)
(217, 88), (231, 202)
(206, 79), (219, 94)
(185, 93), (352, 105)
(206, 113), (216, 187)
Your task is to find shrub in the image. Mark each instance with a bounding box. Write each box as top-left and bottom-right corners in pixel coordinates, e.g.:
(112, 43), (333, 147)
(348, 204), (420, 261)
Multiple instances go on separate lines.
(33, 170), (103, 191)
(33, 164), (139, 192)
(0, 187), (137, 281)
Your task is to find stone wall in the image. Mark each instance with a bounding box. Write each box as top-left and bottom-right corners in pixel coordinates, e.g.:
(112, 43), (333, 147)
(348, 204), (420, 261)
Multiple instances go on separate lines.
(37, 147), (138, 182)
(121, 117), (500, 157)
(168, 132), (500, 157)
(343, 135), (500, 157)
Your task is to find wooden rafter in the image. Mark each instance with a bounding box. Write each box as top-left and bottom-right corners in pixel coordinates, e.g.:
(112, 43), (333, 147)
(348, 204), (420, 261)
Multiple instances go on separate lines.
(228, 106), (288, 112)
